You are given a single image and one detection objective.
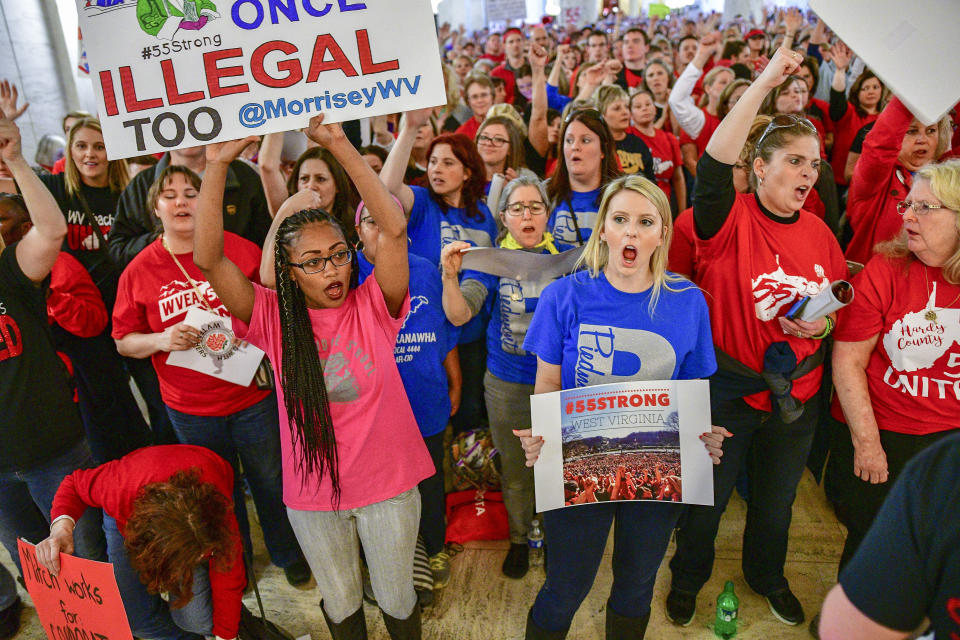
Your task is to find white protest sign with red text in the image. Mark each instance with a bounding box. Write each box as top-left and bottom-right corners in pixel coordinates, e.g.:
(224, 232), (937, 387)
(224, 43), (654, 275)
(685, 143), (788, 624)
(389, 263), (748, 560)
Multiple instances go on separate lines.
(17, 538), (133, 640)
(76, 0), (447, 158)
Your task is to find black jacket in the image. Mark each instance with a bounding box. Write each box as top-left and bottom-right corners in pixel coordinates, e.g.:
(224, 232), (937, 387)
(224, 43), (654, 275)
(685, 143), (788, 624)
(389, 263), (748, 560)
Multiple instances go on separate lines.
(109, 155), (271, 267)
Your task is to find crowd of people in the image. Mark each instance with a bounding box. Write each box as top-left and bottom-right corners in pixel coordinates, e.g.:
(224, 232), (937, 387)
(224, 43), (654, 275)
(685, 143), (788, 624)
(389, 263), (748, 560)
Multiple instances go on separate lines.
(1, 4), (959, 640)
(563, 452), (682, 503)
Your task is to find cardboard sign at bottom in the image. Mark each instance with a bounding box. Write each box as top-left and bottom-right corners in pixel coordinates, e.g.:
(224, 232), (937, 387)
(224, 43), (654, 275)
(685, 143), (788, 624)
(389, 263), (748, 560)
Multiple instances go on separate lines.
(17, 538), (133, 640)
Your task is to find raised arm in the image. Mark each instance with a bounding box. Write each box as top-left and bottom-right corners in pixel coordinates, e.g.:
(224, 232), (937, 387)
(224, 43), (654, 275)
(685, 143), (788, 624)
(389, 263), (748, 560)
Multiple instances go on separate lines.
(380, 107), (435, 215)
(669, 34), (718, 139)
(258, 189), (323, 289)
(829, 42), (853, 122)
(0, 112), (66, 282)
(257, 132), (291, 218)
(193, 137), (260, 324)
(527, 44), (550, 157)
(304, 114), (409, 317)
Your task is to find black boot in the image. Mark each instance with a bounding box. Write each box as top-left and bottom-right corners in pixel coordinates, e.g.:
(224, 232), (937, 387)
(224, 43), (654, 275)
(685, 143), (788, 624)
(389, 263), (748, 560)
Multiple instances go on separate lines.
(321, 603), (368, 640)
(525, 609), (569, 639)
(381, 604), (421, 640)
(605, 604), (650, 639)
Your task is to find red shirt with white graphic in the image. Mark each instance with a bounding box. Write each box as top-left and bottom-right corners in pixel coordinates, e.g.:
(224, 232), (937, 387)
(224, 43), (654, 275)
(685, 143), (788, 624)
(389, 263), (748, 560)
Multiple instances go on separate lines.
(832, 255), (960, 435)
(696, 192), (847, 411)
(631, 127), (682, 202)
(112, 233), (268, 416)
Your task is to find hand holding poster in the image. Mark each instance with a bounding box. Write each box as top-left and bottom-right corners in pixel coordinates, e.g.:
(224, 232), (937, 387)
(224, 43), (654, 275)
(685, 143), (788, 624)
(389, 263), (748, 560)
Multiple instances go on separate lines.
(17, 538), (133, 640)
(530, 380), (714, 512)
(77, 0), (447, 158)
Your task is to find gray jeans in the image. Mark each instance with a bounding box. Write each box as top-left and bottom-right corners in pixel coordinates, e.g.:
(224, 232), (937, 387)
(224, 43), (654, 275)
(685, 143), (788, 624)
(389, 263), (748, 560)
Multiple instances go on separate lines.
(484, 369), (535, 544)
(287, 487), (420, 623)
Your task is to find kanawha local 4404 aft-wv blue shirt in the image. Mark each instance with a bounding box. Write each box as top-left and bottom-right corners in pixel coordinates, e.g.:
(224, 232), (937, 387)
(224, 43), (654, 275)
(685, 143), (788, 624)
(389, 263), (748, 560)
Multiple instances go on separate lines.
(358, 251), (459, 437)
(523, 271), (717, 389)
(406, 186), (497, 344)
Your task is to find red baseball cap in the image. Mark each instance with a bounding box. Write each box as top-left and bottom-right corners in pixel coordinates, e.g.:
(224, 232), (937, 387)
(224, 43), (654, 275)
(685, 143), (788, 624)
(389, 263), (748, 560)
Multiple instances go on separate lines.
(744, 29), (766, 40)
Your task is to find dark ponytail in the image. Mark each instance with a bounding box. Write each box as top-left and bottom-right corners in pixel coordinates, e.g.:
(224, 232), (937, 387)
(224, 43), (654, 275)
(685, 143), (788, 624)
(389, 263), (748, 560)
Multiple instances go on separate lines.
(273, 208), (359, 504)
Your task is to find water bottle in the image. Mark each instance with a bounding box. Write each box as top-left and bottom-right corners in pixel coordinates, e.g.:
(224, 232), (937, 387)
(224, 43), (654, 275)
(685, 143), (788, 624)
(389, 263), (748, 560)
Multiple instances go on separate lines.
(714, 580), (739, 639)
(527, 519), (544, 567)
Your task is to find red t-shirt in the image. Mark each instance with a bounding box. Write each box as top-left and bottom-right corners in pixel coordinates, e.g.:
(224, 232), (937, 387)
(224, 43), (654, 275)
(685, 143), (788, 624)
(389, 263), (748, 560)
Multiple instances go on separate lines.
(679, 110), (721, 158)
(112, 233), (269, 416)
(624, 67), (644, 88)
(632, 127), (682, 202)
(668, 207), (698, 281)
(832, 256), (960, 435)
(831, 104), (880, 187)
(455, 116), (482, 141)
(51, 445), (245, 640)
(696, 194), (848, 410)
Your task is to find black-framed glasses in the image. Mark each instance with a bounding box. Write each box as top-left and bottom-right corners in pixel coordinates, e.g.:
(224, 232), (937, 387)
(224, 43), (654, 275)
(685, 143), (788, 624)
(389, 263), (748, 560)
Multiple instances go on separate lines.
(564, 107), (604, 125)
(755, 114), (818, 151)
(477, 134), (509, 148)
(896, 201), (946, 216)
(286, 249), (353, 274)
(504, 201), (547, 216)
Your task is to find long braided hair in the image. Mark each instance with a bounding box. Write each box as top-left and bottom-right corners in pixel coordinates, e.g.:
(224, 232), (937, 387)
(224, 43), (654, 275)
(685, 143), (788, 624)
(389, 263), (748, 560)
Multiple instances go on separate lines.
(273, 208), (360, 503)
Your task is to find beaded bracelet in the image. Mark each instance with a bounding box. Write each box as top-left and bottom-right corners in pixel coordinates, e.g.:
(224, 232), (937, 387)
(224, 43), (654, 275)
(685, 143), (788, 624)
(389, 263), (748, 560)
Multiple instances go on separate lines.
(813, 316), (835, 340)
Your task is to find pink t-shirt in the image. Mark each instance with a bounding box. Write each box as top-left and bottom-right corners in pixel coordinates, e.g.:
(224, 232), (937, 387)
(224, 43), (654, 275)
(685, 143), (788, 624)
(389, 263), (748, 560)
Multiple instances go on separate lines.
(234, 276), (434, 511)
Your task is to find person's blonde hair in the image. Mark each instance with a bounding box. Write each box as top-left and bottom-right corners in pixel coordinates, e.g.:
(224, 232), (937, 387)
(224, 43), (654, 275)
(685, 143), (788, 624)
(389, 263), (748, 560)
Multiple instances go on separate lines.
(64, 118), (129, 197)
(592, 84), (629, 118)
(698, 66), (735, 108)
(574, 174), (688, 312)
(877, 158), (960, 284)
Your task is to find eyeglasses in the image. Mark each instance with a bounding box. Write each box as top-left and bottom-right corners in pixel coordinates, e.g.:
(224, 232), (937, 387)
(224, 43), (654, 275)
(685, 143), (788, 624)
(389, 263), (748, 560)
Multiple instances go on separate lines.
(504, 201), (547, 216)
(286, 249), (353, 274)
(755, 114), (818, 151)
(564, 107), (604, 125)
(896, 201), (947, 216)
(477, 134), (510, 148)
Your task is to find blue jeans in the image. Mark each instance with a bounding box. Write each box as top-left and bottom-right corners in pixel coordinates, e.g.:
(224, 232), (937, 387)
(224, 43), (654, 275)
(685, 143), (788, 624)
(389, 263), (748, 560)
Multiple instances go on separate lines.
(669, 397), (819, 596)
(0, 563), (15, 611)
(0, 441), (106, 574)
(531, 500), (683, 632)
(166, 393), (304, 568)
(105, 515), (208, 640)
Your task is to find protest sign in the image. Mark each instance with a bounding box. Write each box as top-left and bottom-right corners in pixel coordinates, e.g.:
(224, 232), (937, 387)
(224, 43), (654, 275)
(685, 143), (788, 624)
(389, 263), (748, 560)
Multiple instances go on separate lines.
(460, 246), (584, 281)
(531, 379), (713, 512)
(76, 0), (447, 159)
(485, 0), (527, 24)
(810, 0), (960, 125)
(166, 307), (264, 386)
(17, 538), (133, 640)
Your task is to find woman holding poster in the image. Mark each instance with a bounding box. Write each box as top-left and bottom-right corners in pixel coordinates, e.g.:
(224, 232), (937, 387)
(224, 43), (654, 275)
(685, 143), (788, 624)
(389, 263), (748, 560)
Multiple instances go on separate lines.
(665, 49), (847, 629)
(515, 174), (728, 639)
(439, 175), (573, 580)
(193, 116), (433, 640)
(110, 165), (310, 588)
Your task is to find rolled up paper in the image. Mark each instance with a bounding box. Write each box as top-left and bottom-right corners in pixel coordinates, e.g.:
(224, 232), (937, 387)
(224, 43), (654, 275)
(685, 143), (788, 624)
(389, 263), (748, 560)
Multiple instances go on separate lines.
(798, 280), (854, 322)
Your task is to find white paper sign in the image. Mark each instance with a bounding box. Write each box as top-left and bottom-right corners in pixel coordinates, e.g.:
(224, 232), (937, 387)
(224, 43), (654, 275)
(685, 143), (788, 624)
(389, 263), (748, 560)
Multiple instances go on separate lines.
(485, 0), (527, 24)
(810, 0), (960, 125)
(460, 246), (583, 281)
(166, 307), (265, 387)
(76, 0), (447, 158)
(531, 379), (714, 512)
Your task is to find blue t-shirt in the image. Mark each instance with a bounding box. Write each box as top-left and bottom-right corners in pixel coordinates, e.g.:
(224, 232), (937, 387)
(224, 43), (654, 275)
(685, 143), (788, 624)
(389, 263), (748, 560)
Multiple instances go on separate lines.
(523, 271), (717, 390)
(464, 244), (575, 385)
(358, 251), (459, 437)
(548, 188), (602, 246)
(407, 185), (497, 344)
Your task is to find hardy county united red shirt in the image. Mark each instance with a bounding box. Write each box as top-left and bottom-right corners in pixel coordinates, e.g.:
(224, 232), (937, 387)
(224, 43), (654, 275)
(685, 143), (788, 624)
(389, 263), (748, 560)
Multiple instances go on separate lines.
(833, 256), (960, 435)
(233, 277), (434, 511)
(696, 193), (848, 411)
(111, 233), (268, 416)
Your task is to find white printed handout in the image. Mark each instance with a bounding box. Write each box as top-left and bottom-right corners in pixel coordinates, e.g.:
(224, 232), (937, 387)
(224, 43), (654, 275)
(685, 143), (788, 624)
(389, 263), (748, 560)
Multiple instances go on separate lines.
(76, 0), (447, 158)
(460, 246), (584, 281)
(531, 380), (714, 512)
(167, 307), (264, 387)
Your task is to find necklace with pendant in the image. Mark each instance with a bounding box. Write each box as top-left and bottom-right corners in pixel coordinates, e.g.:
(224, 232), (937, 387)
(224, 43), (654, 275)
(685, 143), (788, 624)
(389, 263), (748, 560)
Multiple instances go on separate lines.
(923, 266), (960, 323)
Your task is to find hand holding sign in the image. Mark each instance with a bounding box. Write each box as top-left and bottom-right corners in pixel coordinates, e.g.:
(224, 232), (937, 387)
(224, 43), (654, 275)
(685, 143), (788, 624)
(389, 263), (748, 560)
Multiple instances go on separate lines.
(36, 518), (75, 577)
(205, 135), (260, 166)
(304, 113), (348, 150)
(440, 240), (470, 279)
